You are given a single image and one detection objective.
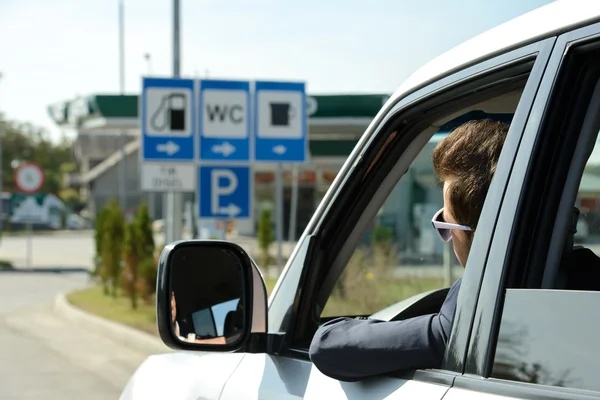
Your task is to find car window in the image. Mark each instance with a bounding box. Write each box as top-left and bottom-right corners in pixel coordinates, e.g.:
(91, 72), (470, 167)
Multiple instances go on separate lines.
(191, 298), (239, 337)
(320, 104), (519, 319)
(490, 36), (600, 394)
(576, 138), (600, 247)
(191, 308), (217, 337)
(491, 134), (600, 393)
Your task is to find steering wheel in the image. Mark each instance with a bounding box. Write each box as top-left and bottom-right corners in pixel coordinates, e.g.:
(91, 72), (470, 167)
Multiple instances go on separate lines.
(368, 287), (450, 322)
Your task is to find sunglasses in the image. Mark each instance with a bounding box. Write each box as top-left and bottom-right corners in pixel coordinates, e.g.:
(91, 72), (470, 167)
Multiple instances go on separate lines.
(432, 208), (473, 242)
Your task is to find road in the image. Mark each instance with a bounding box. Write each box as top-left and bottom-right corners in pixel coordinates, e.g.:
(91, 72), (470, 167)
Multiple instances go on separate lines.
(0, 271), (151, 399)
(0, 232), (95, 270)
(0, 231), (296, 271)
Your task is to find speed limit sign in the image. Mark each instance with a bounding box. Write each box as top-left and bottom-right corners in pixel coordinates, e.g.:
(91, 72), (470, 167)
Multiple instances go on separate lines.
(15, 162), (45, 193)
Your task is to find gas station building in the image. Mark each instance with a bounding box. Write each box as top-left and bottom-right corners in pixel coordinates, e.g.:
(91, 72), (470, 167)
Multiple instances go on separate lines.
(48, 93), (395, 239)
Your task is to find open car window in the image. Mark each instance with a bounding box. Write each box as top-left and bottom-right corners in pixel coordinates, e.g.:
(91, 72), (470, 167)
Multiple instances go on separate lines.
(310, 64), (539, 326)
(319, 109), (516, 320)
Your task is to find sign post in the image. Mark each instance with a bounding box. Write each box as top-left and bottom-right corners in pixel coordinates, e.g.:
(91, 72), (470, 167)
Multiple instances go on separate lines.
(254, 81), (308, 270)
(141, 77), (195, 244)
(14, 162), (45, 268)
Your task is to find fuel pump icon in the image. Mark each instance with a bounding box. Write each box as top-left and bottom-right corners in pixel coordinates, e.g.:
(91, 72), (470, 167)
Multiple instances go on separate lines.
(150, 92), (187, 132)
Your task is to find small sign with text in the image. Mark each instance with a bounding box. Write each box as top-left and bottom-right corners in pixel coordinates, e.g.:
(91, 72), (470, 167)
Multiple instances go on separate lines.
(141, 164), (196, 192)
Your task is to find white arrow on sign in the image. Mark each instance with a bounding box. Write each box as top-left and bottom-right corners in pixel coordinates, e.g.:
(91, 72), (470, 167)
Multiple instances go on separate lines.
(212, 141), (236, 157)
(156, 141), (180, 156)
(273, 145), (287, 155)
(218, 203), (242, 217)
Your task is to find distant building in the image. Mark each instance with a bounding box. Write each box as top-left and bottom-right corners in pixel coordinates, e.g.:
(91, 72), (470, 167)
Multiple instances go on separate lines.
(48, 93), (389, 237)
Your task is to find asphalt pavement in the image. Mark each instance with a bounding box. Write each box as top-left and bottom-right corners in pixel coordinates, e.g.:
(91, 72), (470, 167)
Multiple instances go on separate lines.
(0, 230), (296, 272)
(0, 271), (150, 399)
(0, 232), (95, 270)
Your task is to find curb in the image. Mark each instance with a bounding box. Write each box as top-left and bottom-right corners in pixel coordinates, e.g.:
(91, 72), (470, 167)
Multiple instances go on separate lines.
(54, 292), (172, 356)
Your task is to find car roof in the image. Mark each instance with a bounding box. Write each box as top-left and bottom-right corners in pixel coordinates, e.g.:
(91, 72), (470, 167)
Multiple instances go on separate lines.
(390, 0), (600, 103)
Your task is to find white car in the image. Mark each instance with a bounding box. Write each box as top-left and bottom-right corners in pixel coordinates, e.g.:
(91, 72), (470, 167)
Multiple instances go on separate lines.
(122, 1), (600, 399)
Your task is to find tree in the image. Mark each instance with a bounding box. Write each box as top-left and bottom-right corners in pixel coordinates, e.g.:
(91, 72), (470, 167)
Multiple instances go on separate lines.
(93, 206), (108, 293)
(123, 203), (155, 309)
(0, 116), (83, 209)
(122, 221), (139, 308)
(257, 208), (274, 269)
(101, 199), (125, 298)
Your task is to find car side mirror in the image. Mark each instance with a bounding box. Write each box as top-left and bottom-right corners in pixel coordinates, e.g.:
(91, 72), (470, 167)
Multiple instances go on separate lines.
(156, 240), (268, 352)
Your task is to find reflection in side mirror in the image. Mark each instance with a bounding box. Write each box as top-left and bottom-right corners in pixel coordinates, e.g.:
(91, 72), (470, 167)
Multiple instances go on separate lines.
(168, 243), (247, 347)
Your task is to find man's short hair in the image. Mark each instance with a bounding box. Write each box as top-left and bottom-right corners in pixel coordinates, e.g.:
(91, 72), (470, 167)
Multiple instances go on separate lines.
(432, 119), (509, 235)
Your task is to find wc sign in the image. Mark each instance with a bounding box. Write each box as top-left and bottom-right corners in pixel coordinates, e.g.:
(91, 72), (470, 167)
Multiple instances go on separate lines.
(199, 165), (251, 219)
(199, 80), (251, 161)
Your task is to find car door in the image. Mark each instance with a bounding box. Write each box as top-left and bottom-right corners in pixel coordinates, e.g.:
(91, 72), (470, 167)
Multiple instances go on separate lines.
(219, 38), (555, 400)
(444, 21), (600, 400)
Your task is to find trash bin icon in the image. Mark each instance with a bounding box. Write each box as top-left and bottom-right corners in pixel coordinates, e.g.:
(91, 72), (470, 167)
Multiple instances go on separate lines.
(269, 102), (295, 127)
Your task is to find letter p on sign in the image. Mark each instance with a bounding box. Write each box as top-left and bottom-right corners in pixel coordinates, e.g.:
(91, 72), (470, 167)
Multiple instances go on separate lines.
(211, 169), (238, 215)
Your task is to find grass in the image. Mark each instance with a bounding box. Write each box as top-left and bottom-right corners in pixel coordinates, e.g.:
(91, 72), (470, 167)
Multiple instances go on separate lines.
(68, 287), (158, 335)
(68, 277), (281, 335)
(322, 277), (444, 317)
(68, 273), (447, 336)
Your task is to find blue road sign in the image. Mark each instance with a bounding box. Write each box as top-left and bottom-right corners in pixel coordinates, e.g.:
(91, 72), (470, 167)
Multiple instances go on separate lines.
(254, 81), (307, 162)
(142, 77), (195, 161)
(199, 165), (251, 219)
(199, 80), (251, 161)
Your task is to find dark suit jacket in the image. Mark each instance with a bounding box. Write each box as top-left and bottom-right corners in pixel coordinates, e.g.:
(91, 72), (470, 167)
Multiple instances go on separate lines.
(308, 277), (462, 381)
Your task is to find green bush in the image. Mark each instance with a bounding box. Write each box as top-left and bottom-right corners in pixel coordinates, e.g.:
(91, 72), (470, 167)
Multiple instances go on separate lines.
(122, 203), (155, 309)
(101, 199), (125, 298)
(93, 207), (107, 285)
(257, 208), (274, 268)
(372, 225), (393, 244)
(139, 256), (158, 305)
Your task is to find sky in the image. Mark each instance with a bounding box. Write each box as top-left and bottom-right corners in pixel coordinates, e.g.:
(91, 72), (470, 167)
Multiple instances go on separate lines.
(0, 0), (554, 139)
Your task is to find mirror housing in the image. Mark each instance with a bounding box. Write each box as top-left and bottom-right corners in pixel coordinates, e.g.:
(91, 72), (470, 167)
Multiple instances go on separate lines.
(156, 240), (268, 352)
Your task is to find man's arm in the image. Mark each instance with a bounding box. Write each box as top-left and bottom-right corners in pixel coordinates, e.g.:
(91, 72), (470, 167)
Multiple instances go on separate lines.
(308, 278), (461, 381)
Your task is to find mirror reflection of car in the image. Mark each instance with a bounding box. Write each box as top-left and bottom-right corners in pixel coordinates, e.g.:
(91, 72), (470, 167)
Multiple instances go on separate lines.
(164, 243), (251, 350)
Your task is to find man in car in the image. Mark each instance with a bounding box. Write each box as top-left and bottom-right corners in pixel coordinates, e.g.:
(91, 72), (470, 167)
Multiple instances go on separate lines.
(309, 119), (509, 381)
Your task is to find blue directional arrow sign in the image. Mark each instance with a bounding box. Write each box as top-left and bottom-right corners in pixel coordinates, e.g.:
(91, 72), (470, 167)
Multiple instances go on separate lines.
(254, 81), (307, 162)
(141, 77), (195, 161)
(199, 80), (250, 161)
(199, 165), (251, 219)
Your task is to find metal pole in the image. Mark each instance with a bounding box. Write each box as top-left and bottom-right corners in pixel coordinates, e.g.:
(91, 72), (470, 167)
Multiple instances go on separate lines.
(144, 54), (155, 221)
(26, 222), (32, 268)
(165, 0), (183, 243)
(118, 0), (127, 213)
(0, 72), (3, 232)
(275, 164), (283, 270)
(144, 53), (153, 75)
(288, 164), (298, 242)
